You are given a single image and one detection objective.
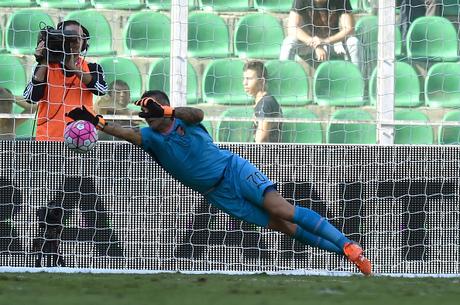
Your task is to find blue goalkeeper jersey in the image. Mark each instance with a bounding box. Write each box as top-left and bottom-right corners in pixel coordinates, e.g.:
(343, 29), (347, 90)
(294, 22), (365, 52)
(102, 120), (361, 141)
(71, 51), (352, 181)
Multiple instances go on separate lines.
(140, 119), (232, 194)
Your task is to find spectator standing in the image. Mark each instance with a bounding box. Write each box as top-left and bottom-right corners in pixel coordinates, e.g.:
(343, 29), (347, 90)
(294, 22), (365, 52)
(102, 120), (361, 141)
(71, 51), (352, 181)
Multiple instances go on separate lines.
(243, 61), (283, 143)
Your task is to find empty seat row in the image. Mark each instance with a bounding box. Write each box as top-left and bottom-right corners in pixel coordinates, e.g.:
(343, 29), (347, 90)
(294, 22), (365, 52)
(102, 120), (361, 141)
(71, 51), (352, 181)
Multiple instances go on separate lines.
(214, 107), (322, 143)
(355, 15), (458, 62)
(3, 53), (460, 108)
(5, 103), (460, 145)
(0, 0), (293, 11)
(2, 10), (285, 59)
(202, 59), (460, 108)
(369, 61), (460, 108)
(328, 108), (460, 145)
(3, 0), (460, 16)
(0, 0), (179, 10)
(100, 57), (307, 105)
(3, 10), (459, 62)
(3, 0), (460, 14)
(2, 9), (115, 56)
(1, 53), (458, 144)
(214, 107), (460, 145)
(98, 57), (198, 103)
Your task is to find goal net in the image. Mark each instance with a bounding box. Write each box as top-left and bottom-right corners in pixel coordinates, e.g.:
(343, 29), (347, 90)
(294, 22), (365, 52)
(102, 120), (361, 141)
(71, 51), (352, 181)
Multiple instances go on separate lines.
(0, 0), (459, 276)
(1, 142), (459, 275)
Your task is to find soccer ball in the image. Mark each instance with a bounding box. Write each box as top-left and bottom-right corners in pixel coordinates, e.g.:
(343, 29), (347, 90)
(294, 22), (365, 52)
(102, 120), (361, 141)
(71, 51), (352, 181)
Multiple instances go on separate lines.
(64, 120), (98, 153)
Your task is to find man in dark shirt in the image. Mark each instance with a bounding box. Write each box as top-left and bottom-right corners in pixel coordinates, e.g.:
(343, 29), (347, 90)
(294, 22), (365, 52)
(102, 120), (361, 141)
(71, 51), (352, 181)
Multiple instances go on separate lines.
(280, 0), (360, 67)
(243, 61), (283, 143)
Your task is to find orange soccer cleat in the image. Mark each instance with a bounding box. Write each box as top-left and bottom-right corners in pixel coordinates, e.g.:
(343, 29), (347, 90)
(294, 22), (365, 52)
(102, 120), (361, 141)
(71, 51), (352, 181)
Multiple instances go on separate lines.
(343, 242), (372, 276)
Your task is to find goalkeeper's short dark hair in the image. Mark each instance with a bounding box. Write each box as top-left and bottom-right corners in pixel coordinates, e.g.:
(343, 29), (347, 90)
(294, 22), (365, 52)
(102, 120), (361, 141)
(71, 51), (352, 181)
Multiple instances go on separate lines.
(243, 60), (268, 81)
(141, 90), (170, 106)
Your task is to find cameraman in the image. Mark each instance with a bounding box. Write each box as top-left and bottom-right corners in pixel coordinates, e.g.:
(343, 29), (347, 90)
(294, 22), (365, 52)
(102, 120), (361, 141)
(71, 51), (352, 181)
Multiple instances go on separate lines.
(23, 20), (107, 141)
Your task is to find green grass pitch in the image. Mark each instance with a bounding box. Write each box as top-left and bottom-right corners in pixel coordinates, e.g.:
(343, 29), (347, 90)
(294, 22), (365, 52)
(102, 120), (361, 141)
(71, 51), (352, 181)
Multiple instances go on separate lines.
(0, 273), (459, 305)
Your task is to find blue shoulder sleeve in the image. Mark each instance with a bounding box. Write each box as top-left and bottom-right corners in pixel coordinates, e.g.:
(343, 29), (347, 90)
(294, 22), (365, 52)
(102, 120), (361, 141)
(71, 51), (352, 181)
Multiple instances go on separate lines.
(140, 127), (162, 163)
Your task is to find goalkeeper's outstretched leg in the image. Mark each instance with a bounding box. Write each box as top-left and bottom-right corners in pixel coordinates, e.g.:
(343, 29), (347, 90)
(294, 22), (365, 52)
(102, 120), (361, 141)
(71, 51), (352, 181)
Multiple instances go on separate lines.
(263, 191), (372, 276)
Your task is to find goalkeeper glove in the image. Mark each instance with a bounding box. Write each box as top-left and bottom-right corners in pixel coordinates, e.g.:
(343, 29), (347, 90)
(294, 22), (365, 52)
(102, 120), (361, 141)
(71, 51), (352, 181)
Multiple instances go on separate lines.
(65, 105), (107, 130)
(135, 97), (175, 119)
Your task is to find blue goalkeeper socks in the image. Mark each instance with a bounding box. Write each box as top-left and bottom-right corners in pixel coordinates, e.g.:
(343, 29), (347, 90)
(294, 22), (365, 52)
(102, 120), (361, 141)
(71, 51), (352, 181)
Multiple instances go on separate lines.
(292, 206), (350, 253)
(293, 226), (343, 254)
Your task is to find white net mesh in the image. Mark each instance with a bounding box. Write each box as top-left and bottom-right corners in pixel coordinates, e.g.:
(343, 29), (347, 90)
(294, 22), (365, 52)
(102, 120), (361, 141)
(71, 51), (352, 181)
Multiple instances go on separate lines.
(0, 0), (460, 276)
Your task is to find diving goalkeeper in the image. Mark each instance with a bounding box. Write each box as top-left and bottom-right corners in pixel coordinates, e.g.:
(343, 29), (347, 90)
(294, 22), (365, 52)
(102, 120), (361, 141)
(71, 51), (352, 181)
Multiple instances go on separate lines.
(66, 90), (372, 275)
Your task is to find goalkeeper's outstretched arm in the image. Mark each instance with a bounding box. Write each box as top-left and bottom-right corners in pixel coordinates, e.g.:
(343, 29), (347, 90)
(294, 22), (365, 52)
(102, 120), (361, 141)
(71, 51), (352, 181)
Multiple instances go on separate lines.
(98, 106), (204, 146)
(66, 103), (204, 147)
(173, 107), (204, 124)
(102, 122), (142, 146)
(66, 105), (142, 146)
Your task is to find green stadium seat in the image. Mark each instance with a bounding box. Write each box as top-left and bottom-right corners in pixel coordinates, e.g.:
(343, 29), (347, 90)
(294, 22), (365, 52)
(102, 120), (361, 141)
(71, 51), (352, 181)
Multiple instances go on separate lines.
(98, 57), (142, 102)
(202, 59), (250, 105)
(394, 110), (433, 144)
(0, 0), (36, 7)
(264, 60), (311, 106)
(440, 0), (460, 16)
(281, 108), (322, 143)
(0, 54), (27, 96)
(5, 10), (54, 55)
(198, 0), (250, 11)
(234, 13), (284, 59)
(355, 15), (403, 77)
(327, 109), (376, 144)
(425, 62), (460, 108)
(123, 11), (171, 57)
(15, 125), (36, 139)
(406, 16), (458, 61)
(37, 0), (91, 8)
(438, 110), (460, 144)
(215, 107), (254, 143)
(253, 0), (292, 12)
(313, 60), (365, 106)
(369, 62), (422, 107)
(146, 0), (196, 10)
(188, 12), (230, 58)
(64, 10), (115, 56)
(13, 104), (36, 139)
(355, 15), (378, 52)
(147, 58), (198, 104)
(90, 0), (144, 9)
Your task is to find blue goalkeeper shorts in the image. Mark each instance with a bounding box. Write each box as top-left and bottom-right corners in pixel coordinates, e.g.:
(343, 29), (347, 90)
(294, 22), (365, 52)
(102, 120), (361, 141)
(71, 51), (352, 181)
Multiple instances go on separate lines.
(204, 154), (275, 227)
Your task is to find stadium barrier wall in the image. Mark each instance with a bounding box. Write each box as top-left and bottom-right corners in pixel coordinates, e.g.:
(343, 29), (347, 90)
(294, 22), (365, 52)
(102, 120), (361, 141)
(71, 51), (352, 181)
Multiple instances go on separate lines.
(0, 141), (459, 275)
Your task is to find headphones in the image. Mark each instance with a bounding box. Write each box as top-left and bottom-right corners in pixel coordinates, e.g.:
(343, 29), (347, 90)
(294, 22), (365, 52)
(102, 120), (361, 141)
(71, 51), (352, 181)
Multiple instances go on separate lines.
(56, 20), (90, 53)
